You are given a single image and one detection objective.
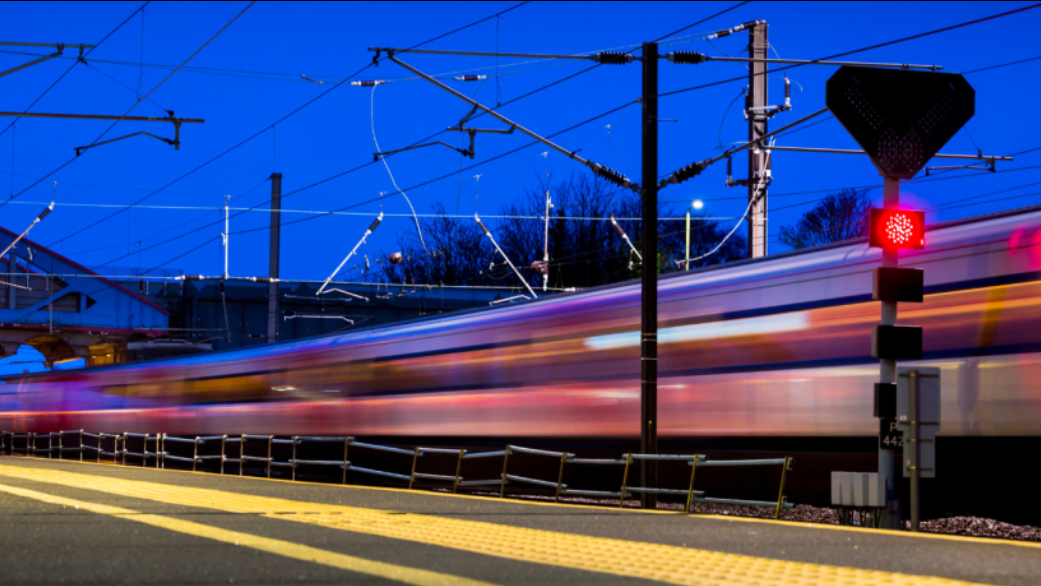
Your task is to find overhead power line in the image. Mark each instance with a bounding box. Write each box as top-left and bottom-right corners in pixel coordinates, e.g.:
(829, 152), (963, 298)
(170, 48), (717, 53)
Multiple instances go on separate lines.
(658, 2), (1041, 99)
(0, 2), (151, 141)
(1, 1), (256, 211)
(46, 1), (534, 250)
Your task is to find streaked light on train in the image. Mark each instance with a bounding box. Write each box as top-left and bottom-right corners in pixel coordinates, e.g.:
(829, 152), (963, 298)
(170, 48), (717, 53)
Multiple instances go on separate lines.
(583, 312), (809, 350)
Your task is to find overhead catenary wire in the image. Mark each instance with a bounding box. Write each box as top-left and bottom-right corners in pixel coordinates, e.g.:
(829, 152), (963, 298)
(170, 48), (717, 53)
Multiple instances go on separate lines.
(657, 2), (1041, 100)
(47, 1), (740, 276)
(69, 2), (543, 271)
(1, 1), (257, 211)
(0, 2), (150, 142)
(371, 84), (429, 254)
(44, 1), (534, 250)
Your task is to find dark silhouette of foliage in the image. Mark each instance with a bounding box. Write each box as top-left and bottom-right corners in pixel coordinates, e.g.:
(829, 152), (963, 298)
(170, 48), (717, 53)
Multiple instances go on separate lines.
(778, 188), (873, 249)
(359, 171), (748, 290)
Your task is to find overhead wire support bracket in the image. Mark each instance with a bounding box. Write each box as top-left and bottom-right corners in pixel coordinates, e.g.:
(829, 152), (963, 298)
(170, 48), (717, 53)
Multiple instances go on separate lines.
(664, 51), (942, 71)
(609, 214), (642, 264)
(443, 104), (516, 159)
(316, 213), (383, 296)
(0, 199), (54, 291)
(658, 108), (829, 190)
(768, 145), (1013, 162)
(374, 140), (472, 161)
(383, 52), (640, 193)
(368, 47), (634, 64)
(0, 41), (94, 79)
(475, 214), (538, 300)
(0, 110), (204, 155)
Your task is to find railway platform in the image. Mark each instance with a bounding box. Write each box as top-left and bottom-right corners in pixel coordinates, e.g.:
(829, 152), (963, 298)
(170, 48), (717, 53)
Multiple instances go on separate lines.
(0, 457), (1037, 586)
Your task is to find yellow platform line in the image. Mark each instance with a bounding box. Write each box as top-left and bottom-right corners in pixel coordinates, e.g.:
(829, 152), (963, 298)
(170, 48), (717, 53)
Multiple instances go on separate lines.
(0, 481), (496, 586)
(0, 464), (988, 586)
(40, 456), (1041, 550)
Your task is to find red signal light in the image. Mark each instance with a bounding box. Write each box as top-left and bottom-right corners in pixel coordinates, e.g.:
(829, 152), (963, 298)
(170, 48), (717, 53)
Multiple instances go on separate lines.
(869, 209), (925, 250)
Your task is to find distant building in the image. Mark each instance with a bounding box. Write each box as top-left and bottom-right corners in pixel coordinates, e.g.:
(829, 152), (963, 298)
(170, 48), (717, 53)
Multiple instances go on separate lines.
(0, 228), (170, 368)
(120, 277), (533, 353)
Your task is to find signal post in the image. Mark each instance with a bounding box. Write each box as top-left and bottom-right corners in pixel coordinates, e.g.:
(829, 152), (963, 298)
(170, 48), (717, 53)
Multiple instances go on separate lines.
(826, 65), (974, 528)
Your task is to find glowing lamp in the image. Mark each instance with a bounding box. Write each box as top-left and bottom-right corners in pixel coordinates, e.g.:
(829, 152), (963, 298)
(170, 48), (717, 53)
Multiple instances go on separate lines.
(869, 209), (925, 250)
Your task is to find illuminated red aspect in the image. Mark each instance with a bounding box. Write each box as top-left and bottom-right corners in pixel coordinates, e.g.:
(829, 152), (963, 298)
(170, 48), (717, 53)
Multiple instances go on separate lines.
(869, 208), (925, 250)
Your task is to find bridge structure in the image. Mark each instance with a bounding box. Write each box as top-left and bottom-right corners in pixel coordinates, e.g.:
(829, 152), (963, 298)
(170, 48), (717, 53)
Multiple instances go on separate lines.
(0, 226), (169, 368)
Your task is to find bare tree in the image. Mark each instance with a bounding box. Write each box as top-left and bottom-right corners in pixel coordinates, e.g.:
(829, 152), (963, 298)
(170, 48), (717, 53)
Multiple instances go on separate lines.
(496, 171), (747, 289)
(364, 202), (495, 286)
(777, 188), (873, 249)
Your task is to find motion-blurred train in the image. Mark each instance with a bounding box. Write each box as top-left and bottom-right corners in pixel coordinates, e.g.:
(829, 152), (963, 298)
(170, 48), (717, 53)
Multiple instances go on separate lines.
(2, 204), (1040, 442)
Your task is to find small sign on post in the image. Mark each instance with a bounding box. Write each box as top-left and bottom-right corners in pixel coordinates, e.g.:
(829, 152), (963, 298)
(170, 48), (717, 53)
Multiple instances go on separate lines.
(896, 367), (941, 479)
(897, 366), (941, 532)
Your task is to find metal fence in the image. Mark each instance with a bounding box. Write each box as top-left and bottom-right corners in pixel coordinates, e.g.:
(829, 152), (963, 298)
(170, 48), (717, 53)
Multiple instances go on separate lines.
(1, 430), (795, 517)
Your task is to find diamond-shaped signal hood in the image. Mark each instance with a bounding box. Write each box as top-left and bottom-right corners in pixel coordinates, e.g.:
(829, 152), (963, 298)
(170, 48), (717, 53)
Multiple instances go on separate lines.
(826, 66), (974, 179)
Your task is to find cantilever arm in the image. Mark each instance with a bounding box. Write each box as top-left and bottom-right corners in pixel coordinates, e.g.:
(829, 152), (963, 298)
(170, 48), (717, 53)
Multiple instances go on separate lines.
(387, 53), (638, 193)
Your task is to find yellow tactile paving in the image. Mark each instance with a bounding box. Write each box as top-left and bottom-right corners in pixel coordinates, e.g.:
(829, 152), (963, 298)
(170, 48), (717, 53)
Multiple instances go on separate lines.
(0, 464), (990, 586)
(0, 480), (497, 586)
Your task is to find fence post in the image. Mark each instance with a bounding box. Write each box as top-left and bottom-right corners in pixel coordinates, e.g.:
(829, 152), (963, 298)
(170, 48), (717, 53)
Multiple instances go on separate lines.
(58, 431), (63, 460)
(685, 455), (700, 513)
(121, 434), (127, 466)
(49, 432), (54, 459)
(79, 430), (84, 462)
(239, 435), (245, 476)
(291, 437), (298, 481)
(266, 436), (273, 478)
(342, 437), (351, 485)
(96, 433), (101, 464)
(775, 457), (793, 520)
(409, 447), (420, 490)
(619, 453), (633, 508)
(453, 450), (466, 494)
(219, 435), (226, 474)
(193, 437), (199, 472)
(554, 454), (567, 502)
(499, 446), (512, 498)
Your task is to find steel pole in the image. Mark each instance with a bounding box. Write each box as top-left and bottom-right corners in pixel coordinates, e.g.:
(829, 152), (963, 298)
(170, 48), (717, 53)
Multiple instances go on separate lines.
(267, 173), (282, 344)
(640, 42), (659, 509)
(685, 211), (691, 271)
(880, 175), (901, 529)
(910, 369), (920, 532)
(747, 22), (769, 259)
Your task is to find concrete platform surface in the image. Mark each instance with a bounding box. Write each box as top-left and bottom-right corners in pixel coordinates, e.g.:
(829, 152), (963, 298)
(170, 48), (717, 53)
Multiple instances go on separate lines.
(0, 456), (1037, 586)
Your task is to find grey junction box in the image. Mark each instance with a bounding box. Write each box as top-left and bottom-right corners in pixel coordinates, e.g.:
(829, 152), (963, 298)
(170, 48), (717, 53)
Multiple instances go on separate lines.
(896, 366), (941, 479)
(830, 472), (885, 507)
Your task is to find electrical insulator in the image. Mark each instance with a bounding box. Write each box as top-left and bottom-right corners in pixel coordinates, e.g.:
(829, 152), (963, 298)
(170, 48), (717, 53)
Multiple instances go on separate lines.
(784, 77), (792, 109)
(453, 75), (488, 82)
(869, 209), (925, 250)
(593, 52), (634, 65)
(663, 160), (709, 187)
(709, 20), (764, 39)
(593, 165), (632, 189)
(665, 51), (709, 65)
(351, 80), (385, 87)
(610, 215), (626, 238)
(390, 252), (403, 264)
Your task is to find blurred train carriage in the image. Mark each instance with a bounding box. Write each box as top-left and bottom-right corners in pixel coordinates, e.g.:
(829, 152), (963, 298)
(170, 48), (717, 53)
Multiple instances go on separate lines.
(2, 204), (1041, 520)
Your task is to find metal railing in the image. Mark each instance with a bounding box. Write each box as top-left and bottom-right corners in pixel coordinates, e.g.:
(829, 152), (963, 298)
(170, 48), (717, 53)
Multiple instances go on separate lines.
(122, 433), (161, 467)
(1, 430), (796, 516)
(620, 453), (707, 510)
(688, 456), (795, 519)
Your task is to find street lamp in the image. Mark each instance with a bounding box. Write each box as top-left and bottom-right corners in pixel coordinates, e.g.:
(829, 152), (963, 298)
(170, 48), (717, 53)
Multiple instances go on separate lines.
(684, 200), (704, 271)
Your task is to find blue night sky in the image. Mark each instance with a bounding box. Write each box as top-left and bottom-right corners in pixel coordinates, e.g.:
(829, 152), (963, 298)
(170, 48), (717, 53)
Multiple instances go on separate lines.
(0, 1), (1038, 282)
